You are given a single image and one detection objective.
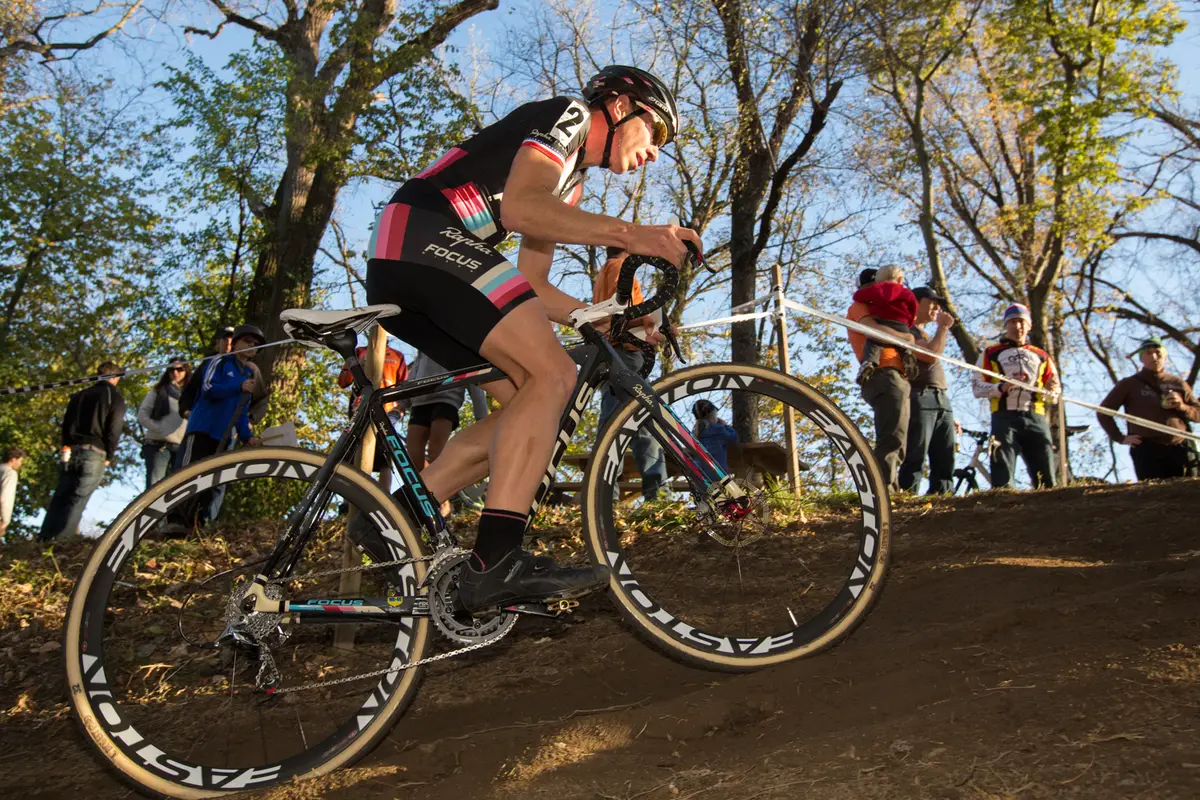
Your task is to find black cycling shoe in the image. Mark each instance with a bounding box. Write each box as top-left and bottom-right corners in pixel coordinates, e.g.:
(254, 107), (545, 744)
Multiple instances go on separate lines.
(457, 549), (610, 613)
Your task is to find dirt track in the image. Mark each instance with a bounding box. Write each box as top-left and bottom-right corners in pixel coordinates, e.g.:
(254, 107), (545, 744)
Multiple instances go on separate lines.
(6, 480), (1200, 798)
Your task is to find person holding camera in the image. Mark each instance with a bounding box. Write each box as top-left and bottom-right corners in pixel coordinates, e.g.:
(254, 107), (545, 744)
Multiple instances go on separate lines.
(1098, 336), (1200, 481)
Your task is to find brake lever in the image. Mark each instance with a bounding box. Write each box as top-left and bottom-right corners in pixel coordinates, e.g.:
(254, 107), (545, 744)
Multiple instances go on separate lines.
(664, 324), (686, 364)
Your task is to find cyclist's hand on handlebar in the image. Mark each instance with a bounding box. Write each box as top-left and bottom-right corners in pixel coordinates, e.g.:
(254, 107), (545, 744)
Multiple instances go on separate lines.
(635, 315), (667, 346)
(626, 224), (703, 267)
(954, 419), (963, 436)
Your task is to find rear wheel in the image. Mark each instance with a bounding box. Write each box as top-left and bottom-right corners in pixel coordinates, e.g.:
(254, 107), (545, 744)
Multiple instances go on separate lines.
(64, 447), (431, 798)
(581, 363), (891, 672)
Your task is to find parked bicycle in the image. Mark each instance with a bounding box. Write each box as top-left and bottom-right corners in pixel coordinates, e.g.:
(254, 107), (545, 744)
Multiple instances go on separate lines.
(64, 252), (892, 797)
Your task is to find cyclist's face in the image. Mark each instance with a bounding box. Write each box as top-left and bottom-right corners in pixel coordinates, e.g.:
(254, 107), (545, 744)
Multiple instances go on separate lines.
(609, 96), (660, 175)
(1005, 317), (1029, 343)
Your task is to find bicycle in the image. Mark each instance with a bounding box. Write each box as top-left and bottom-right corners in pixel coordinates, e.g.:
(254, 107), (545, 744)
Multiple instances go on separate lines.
(63, 252), (892, 797)
(954, 423), (1090, 493)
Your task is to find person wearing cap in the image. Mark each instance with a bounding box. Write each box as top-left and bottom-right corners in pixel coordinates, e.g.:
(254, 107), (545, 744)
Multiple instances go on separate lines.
(898, 288), (957, 494)
(847, 267), (918, 491)
(1097, 336), (1200, 481)
(971, 303), (1060, 489)
(136, 357), (191, 490)
(167, 325), (264, 532)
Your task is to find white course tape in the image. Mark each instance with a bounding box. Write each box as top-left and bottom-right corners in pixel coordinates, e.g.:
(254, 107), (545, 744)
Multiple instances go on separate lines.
(677, 309), (775, 331)
(779, 297), (1200, 444)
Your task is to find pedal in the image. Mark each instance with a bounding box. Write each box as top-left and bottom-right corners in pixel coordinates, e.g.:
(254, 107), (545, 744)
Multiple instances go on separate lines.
(505, 599), (577, 618)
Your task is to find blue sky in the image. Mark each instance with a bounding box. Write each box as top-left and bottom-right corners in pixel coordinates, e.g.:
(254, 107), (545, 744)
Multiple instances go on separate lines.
(26, 0), (1199, 532)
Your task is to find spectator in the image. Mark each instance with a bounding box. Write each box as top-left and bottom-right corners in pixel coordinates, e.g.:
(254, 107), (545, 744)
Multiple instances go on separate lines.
(0, 446), (26, 541)
(847, 269), (916, 491)
(401, 351), (489, 515)
(972, 304), (1060, 489)
(179, 326), (235, 420)
(593, 247), (668, 501)
(168, 326), (264, 532)
(853, 264), (920, 386)
(899, 288), (957, 494)
(692, 399), (739, 471)
(337, 342), (409, 417)
(39, 361), (125, 542)
(137, 358), (190, 490)
(1098, 336), (1200, 481)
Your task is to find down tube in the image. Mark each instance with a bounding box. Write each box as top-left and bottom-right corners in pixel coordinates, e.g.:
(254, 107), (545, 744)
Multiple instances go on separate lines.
(527, 346), (604, 519)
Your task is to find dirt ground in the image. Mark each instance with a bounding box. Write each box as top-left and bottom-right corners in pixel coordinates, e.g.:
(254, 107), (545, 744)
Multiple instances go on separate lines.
(4, 479), (1200, 799)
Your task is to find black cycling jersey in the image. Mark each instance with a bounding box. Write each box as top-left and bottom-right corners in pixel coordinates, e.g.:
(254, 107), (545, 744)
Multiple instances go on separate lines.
(387, 96), (591, 246)
(365, 97), (594, 369)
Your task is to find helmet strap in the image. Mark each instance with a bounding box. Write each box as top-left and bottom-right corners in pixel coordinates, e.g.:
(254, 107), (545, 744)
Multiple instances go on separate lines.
(598, 98), (646, 170)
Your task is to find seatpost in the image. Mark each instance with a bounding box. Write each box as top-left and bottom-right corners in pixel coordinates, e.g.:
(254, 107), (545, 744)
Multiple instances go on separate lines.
(325, 329), (372, 390)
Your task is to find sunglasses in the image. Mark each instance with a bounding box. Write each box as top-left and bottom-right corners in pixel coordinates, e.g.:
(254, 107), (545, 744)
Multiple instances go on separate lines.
(169, 366), (187, 372)
(636, 103), (669, 148)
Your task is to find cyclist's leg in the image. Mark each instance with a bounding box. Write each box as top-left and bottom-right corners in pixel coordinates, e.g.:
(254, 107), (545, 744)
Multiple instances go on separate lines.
(474, 297), (577, 510)
(366, 207), (604, 607)
(421, 379), (514, 500)
(406, 417), (431, 469)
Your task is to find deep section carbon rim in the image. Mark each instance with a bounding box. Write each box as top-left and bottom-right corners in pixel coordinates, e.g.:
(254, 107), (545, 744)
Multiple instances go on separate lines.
(64, 448), (429, 797)
(584, 364), (890, 670)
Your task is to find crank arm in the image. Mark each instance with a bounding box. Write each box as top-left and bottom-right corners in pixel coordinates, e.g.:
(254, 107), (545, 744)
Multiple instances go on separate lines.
(505, 598), (580, 617)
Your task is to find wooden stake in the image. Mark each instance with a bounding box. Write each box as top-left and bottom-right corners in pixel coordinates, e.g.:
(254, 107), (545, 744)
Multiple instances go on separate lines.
(334, 324), (388, 650)
(772, 264), (804, 521)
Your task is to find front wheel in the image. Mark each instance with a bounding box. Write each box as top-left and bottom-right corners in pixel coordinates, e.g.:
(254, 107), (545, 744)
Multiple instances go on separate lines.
(581, 363), (891, 672)
(64, 446), (431, 798)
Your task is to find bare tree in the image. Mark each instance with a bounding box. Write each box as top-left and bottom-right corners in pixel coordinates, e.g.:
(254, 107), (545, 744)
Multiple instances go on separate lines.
(0, 1), (147, 62)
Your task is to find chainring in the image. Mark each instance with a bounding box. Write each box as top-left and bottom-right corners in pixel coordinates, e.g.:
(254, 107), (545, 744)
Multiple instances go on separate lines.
(426, 548), (518, 646)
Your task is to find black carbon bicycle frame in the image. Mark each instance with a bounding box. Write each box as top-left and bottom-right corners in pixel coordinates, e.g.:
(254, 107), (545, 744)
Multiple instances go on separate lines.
(251, 323), (729, 622)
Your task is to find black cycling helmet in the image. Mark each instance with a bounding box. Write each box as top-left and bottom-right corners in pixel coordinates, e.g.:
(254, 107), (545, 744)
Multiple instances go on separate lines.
(583, 65), (679, 169)
(231, 323), (266, 346)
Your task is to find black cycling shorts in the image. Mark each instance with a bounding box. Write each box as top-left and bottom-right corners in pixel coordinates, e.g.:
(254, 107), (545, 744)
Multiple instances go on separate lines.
(408, 402), (461, 430)
(365, 203), (537, 370)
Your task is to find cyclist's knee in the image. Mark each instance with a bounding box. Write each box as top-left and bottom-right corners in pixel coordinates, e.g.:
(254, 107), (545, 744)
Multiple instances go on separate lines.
(528, 349), (576, 407)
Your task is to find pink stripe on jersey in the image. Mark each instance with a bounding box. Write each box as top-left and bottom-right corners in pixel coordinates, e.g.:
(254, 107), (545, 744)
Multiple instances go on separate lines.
(489, 274), (533, 309)
(414, 147), (468, 179)
(520, 139), (565, 167)
(371, 204), (410, 261)
(442, 183), (486, 217)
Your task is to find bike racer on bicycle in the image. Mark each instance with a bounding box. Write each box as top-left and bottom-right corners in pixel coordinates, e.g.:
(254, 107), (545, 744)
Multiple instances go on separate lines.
(365, 66), (701, 613)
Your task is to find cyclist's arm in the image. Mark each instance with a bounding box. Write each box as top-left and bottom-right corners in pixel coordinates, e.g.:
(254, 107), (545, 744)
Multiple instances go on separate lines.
(503, 149), (701, 264)
(516, 235), (588, 325)
(503, 149), (631, 249)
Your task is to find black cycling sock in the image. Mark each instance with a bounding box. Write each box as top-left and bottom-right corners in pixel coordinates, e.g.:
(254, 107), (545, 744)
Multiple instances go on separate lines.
(471, 508), (527, 571)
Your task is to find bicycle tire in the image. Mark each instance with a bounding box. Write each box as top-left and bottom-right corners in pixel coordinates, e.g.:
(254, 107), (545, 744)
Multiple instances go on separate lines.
(63, 446), (431, 798)
(581, 363), (891, 672)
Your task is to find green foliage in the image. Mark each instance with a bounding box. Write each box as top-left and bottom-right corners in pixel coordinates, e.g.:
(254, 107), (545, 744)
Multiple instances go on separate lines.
(0, 77), (165, 522)
(993, 0), (1183, 239)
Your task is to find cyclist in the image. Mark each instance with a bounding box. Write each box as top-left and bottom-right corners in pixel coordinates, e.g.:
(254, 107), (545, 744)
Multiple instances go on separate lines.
(365, 66), (701, 613)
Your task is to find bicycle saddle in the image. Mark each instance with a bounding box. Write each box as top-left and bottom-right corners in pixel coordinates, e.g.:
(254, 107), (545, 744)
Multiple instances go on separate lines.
(281, 305), (401, 345)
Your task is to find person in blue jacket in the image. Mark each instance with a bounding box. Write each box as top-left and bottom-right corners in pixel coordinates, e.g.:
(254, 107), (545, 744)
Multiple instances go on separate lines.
(692, 399), (739, 471)
(165, 324), (264, 533)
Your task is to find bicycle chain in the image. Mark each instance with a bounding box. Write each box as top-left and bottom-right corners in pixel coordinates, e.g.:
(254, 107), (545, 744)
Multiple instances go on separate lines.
(266, 552), (437, 586)
(267, 616), (513, 695)
(258, 548), (515, 694)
